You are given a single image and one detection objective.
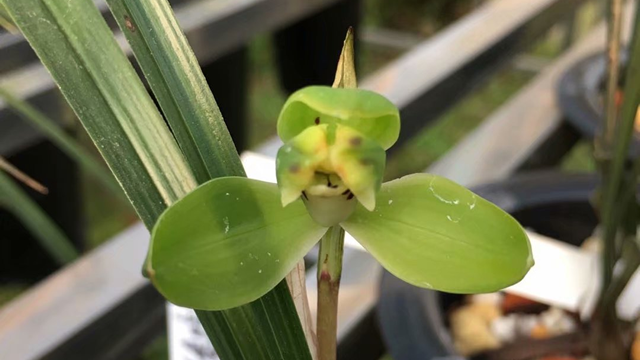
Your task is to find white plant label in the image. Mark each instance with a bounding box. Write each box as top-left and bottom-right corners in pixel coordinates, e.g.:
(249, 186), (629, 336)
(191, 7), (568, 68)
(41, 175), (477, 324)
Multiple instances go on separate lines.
(507, 232), (640, 321)
(167, 303), (219, 360)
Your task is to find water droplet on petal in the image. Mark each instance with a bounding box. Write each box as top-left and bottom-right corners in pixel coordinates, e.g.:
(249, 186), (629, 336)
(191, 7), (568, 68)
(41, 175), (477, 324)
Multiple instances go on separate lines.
(223, 216), (230, 234)
(446, 215), (460, 223)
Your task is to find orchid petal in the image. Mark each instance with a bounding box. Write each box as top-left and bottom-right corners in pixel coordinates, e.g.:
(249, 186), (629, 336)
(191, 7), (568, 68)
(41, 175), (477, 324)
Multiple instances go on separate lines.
(341, 174), (533, 293)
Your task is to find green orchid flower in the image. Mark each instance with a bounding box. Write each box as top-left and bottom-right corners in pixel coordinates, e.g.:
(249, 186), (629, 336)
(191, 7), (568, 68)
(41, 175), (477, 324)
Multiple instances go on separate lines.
(145, 83), (533, 311)
(145, 31), (533, 312)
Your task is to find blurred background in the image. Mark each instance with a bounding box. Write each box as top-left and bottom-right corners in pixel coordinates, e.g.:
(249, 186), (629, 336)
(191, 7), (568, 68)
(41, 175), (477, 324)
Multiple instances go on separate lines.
(0, 0), (622, 359)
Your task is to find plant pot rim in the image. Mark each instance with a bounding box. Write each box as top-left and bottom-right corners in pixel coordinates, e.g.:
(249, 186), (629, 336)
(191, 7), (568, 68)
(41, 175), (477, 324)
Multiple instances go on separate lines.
(556, 50), (639, 155)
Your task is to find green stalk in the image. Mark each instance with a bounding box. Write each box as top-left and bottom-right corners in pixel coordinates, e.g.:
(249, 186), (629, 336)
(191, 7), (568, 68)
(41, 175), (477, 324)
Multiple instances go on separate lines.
(599, 2), (640, 292)
(597, 0), (623, 158)
(599, 0), (624, 290)
(316, 226), (345, 360)
(314, 27), (356, 360)
(601, 237), (640, 311)
(591, 5), (640, 360)
(590, 108), (640, 360)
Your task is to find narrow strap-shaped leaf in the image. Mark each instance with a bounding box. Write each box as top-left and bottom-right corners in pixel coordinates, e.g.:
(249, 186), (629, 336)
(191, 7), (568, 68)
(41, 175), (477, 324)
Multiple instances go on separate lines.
(107, 0), (315, 358)
(149, 177), (327, 310)
(3, 0), (197, 226)
(0, 88), (126, 202)
(197, 284), (313, 360)
(0, 170), (78, 264)
(107, 0), (245, 183)
(341, 173), (533, 293)
(5, 0), (314, 358)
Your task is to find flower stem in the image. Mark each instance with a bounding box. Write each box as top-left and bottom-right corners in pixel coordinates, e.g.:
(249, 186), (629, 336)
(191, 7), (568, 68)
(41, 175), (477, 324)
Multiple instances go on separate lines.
(598, 0), (624, 291)
(598, 0), (623, 157)
(316, 27), (353, 360)
(317, 225), (345, 360)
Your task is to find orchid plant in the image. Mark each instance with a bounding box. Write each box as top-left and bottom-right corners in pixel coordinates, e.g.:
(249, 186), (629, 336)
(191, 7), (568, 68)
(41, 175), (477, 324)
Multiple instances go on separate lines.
(146, 30), (533, 359)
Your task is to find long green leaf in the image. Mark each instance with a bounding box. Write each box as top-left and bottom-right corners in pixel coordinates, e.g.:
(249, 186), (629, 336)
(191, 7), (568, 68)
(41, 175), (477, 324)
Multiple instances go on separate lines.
(0, 170), (78, 264)
(3, 0), (197, 228)
(107, 0), (244, 183)
(105, 0), (314, 358)
(4, 0), (313, 358)
(0, 87), (126, 202)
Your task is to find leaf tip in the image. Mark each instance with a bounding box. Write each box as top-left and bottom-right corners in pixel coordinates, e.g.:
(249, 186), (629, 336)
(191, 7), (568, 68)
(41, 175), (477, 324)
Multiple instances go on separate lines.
(332, 27), (357, 89)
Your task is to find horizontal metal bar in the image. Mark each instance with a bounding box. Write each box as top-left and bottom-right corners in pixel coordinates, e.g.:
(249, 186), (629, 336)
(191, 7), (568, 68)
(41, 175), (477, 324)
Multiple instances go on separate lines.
(360, 27), (422, 51)
(364, 0), (588, 152)
(0, 0), (301, 75)
(256, 0), (589, 156)
(0, 223), (151, 360)
(428, 19), (618, 187)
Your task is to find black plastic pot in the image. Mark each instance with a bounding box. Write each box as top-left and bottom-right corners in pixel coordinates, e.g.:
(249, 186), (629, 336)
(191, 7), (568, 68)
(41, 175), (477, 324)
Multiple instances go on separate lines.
(377, 172), (600, 360)
(557, 52), (606, 140)
(556, 51), (638, 154)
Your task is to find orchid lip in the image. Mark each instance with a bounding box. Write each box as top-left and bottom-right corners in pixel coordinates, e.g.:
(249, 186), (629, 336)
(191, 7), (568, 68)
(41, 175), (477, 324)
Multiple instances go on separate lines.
(276, 123), (384, 213)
